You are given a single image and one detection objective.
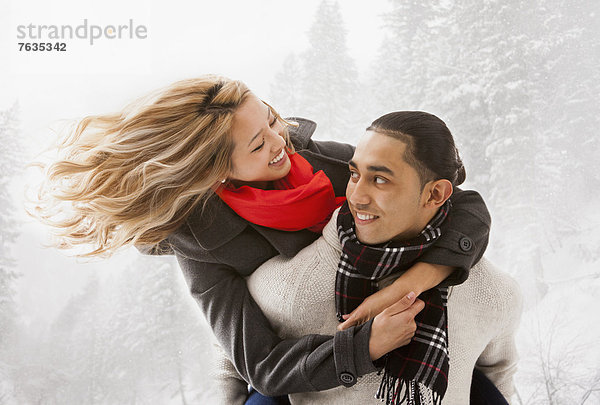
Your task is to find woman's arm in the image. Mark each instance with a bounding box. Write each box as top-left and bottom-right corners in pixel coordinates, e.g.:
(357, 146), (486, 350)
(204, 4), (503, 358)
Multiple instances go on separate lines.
(304, 135), (491, 285)
(419, 188), (491, 284)
(338, 190), (491, 330)
(338, 263), (453, 330)
(208, 288), (423, 402)
(305, 137), (491, 330)
(175, 253), (379, 396)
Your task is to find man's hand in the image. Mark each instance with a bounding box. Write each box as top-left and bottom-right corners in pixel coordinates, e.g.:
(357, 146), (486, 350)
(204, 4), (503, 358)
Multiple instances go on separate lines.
(368, 292), (425, 361)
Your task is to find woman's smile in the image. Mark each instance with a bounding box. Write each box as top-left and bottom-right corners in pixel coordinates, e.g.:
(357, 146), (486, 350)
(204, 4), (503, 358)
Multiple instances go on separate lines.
(269, 149), (287, 166)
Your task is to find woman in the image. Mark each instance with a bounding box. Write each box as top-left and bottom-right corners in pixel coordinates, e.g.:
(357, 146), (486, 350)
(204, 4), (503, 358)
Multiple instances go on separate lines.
(30, 76), (490, 402)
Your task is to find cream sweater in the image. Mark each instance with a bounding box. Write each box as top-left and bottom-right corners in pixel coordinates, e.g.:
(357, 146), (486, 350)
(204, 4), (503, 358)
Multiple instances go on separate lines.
(210, 211), (522, 404)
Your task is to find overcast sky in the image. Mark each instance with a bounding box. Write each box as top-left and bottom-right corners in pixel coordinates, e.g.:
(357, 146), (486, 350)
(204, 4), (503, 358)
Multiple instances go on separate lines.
(2, 0), (387, 112)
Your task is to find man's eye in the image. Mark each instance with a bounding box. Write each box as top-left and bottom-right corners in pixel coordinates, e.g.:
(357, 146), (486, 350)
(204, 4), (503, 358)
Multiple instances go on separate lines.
(374, 177), (387, 184)
(350, 171), (359, 181)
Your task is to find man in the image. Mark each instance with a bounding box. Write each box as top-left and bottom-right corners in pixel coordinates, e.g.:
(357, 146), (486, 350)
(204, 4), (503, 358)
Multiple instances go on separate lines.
(213, 111), (522, 405)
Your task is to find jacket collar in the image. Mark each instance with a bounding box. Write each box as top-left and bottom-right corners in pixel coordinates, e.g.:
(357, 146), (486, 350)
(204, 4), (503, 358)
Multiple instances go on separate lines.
(286, 117), (317, 150)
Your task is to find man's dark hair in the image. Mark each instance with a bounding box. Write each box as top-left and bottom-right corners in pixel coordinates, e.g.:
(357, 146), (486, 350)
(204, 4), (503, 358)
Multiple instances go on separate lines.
(367, 111), (466, 189)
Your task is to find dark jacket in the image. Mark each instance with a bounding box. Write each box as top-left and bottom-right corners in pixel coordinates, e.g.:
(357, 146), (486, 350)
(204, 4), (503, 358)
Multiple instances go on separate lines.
(141, 118), (491, 395)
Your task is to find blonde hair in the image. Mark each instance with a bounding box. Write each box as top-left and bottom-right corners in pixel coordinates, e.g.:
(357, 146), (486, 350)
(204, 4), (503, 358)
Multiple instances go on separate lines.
(28, 75), (294, 257)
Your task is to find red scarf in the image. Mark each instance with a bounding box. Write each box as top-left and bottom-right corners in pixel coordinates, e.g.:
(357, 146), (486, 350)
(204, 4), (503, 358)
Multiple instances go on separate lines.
(217, 152), (346, 233)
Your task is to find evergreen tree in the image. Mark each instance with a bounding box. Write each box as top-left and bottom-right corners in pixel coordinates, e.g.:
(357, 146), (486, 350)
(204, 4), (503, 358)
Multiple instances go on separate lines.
(370, 0), (600, 293)
(0, 104), (22, 404)
(27, 255), (212, 404)
(270, 53), (304, 116)
(271, 1), (366, 141)
(525, 0), (600, 259)
(0, 103), (21, 344)
(367, 0), (497, 192)
(368, 1), (444, 110)
(300, 0), (363, 141)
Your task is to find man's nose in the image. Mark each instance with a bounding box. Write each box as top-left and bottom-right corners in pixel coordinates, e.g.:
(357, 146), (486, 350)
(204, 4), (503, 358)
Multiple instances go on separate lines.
(348, 179), (370, 207)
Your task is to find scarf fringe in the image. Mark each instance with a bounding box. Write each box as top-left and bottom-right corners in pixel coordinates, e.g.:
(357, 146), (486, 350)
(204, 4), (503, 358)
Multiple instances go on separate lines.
(376, 368), (442, 405)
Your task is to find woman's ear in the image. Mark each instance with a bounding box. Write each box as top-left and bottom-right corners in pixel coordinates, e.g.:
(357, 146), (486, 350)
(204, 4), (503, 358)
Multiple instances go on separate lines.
(211, 174), (230, 191)
(424, 179), (453, 207)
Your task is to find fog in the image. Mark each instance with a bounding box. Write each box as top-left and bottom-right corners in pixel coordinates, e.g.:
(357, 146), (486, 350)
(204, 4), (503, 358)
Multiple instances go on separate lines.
(1, 0), (599, 404)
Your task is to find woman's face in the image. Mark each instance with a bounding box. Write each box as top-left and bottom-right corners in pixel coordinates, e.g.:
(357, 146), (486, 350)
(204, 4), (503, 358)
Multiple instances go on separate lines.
(228, 94), (291, 188)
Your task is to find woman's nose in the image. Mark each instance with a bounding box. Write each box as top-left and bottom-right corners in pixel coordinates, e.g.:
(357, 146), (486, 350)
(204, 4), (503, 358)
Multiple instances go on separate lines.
(269, 129), (286, 151)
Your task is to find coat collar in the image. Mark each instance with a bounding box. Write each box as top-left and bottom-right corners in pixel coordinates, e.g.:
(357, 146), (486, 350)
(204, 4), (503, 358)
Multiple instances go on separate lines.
(286, 117), (317, 150)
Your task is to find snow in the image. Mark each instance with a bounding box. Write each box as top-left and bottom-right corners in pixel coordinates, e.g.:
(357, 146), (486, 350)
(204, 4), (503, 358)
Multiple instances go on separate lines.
(2, 0), (599, 403)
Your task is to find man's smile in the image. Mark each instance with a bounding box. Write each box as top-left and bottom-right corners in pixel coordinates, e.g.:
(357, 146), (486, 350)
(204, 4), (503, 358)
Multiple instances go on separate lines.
(352, 208), (380, 225)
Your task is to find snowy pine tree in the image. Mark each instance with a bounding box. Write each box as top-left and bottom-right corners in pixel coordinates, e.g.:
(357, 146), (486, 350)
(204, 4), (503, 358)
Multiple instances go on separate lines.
(299, 0), (363, 140)
(34, 256), (212, 404)
(270, 53), (304, 117)
(366, 1), (495, 195)
(368, 1), (444, 109)
(0, 103), (22, 343)
(524, 0), (600, 267)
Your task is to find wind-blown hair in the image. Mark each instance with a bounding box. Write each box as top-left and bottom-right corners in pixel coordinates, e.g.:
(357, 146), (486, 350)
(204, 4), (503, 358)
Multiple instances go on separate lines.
(28, 75), (293, 257)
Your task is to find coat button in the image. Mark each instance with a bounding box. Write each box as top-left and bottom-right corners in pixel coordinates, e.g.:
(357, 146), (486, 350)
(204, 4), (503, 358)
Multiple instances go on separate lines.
(459, 237), (473, 252)
(340, 372), (356, 385)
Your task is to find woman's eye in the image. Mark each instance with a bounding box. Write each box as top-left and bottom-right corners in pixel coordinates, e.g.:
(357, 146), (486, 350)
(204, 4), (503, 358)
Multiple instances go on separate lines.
(269, 116), (277, 127)
(252, 139), (265, 153)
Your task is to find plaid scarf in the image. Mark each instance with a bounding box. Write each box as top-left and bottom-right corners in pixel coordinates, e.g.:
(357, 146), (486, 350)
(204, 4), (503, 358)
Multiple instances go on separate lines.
(335, 200), (451, 405)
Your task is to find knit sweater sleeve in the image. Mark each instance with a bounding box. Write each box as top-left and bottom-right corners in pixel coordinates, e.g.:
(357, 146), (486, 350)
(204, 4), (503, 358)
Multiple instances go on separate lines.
(475, 272), (523, 403)
(210, 341), (249, 404)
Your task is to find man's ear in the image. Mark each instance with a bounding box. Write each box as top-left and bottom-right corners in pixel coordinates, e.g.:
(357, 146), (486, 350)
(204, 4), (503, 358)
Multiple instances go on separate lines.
(424, 179), (453, 207)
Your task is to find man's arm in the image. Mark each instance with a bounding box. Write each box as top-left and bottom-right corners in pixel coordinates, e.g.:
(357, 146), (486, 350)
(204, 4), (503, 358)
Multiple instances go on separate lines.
(210, 341), (250, 404)
(475, 271), (523, 403)
(476, 328), (520, 403)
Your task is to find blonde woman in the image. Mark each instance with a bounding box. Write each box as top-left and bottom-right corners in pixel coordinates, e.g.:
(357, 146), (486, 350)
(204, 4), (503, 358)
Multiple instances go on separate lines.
(31, 75), (490, 403)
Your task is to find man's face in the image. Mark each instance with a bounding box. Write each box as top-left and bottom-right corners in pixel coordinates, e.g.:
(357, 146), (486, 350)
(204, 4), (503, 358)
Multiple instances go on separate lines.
(346, 131), (429, 245)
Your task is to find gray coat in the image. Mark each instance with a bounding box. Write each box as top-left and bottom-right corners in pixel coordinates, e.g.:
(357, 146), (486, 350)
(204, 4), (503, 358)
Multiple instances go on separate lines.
(142, 118), (491, 395)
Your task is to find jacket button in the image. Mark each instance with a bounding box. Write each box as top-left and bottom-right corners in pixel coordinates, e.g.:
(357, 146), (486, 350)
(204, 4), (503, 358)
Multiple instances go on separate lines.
(459, 237), (473, 252)
(340, 372), (356, 386)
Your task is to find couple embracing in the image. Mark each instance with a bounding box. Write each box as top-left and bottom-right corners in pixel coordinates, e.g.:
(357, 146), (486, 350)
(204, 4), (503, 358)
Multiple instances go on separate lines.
(33, 76), (521, 404)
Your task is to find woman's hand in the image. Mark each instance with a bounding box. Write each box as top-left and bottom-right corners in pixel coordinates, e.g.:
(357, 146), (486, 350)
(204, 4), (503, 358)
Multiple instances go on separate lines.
(368, 292), (425, 361)
(337, 286), (401, 331)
